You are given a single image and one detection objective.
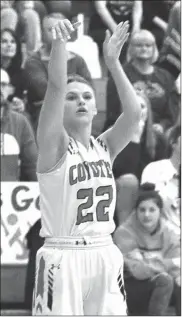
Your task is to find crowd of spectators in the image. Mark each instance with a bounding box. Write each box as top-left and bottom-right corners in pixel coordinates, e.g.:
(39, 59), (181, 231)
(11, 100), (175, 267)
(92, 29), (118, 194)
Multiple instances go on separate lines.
(1, 0), (181, 315)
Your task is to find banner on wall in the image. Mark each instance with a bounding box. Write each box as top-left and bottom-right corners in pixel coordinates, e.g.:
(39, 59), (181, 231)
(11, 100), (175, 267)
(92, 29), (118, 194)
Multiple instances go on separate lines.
(1, 182), (41, 265)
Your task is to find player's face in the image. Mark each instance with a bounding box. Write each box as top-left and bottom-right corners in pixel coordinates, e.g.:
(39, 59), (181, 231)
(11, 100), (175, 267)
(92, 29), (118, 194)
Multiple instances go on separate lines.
(132, 35), (154, 61)
(64, 81), (97, 127)
(136, 199), (161, 232)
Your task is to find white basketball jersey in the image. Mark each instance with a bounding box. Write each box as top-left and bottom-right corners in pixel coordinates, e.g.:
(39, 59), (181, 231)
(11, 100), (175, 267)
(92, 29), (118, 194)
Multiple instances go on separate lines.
(37, 136), (116, 237)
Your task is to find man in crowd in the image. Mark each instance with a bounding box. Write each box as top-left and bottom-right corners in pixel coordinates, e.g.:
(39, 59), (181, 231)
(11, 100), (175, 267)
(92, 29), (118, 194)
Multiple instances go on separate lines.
(1, 68), (37, 181)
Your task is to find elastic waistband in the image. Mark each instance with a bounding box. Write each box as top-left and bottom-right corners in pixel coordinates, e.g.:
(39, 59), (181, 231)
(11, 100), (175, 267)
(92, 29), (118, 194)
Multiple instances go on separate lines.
(44, 235), (113, 249)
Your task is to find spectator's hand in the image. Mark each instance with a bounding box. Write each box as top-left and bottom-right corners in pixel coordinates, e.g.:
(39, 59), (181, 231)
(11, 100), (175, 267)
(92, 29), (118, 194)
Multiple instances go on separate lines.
(163, 28), (181, 71)
(164, 28), (180, 57)
(12, 97), (25, 113)
(51, 19), (80, 42)
(153, 123), (164, 134)
(103, 21), (129, 67)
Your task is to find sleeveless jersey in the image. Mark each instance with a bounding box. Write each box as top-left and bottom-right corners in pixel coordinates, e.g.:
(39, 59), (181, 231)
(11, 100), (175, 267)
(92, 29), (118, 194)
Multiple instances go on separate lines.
(37, 136), (116, 237)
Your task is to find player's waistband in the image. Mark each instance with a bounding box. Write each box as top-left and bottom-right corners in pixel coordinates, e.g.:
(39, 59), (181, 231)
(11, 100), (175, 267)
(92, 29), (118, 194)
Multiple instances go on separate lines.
(44, 235), (113, 249)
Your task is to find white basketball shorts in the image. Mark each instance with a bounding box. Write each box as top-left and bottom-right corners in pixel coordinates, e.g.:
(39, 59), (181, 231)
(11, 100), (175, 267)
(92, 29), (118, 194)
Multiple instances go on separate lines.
(32, 235), (127, 315)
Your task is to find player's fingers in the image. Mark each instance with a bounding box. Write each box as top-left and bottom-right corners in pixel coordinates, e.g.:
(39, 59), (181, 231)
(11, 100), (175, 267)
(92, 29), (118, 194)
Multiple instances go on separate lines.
(116, 21), (129, 40)
(59, 20), (71, 40)
(64, 19), (75, 34)
(116, 32), (129, 48)
(54, 25), (64, 42)
(73, 21), (81, 30)
(51, 26), (57, 40)
(104, 29), (111, 44)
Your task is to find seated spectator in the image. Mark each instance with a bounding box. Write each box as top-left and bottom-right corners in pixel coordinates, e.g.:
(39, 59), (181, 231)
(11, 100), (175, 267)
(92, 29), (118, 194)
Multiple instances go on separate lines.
(1, 28), (27, 108)
(24, 12), (91, 133)
(113, 183), (181, 316)
(88, 0), (143, 62)
(112, 92), (169, 181)
(105, 29), (179, 132)
(141, 125), (181, 230)
(1, 68), (37, 181)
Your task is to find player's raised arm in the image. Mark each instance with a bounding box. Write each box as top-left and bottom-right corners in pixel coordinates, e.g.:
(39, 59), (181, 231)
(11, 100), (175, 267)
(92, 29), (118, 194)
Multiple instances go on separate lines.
(37, 19), (80, 173)
(100, 22), (141, 162)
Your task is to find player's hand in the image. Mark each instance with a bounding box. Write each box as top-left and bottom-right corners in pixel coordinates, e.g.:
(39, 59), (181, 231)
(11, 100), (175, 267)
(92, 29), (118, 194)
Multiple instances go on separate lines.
(51, 19), (81, 42)
(103, 21), (130, 67)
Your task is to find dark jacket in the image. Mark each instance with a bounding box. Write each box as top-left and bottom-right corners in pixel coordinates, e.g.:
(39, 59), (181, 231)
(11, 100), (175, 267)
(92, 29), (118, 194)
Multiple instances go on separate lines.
(105, 63), (178, 131)
(112, 129), (169, 181)
(1, 105), (38, 181)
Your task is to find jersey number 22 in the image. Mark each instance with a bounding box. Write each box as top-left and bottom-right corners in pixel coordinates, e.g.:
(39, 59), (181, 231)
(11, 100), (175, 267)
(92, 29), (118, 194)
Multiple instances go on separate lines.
(76, 185), (113, 225)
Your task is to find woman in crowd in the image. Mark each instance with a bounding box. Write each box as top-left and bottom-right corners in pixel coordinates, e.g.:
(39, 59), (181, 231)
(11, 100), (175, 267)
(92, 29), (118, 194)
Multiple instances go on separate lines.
(1, 28), (27, 112)
(105, 29), (179, 133)
(112, 91), (169, 181)
(114, 183), (181, 316)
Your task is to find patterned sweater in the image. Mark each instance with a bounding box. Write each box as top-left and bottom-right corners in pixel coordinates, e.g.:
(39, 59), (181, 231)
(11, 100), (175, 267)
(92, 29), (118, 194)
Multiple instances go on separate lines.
(113, 212), (180, 282)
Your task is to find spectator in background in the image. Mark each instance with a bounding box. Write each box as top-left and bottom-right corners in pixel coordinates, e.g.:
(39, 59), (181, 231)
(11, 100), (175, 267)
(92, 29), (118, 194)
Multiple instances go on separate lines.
(1, 68), (37, 181)
(15, 1), (42, 56)
(141, 125), (181, 230)
(112, 92), (169, 181)
(24, 12), (91, 134)
(1, 0), (18, 31)
(1, 28), (27, 112)
(1, 1), (42, 56)
(88, 0), (143, 62)
(105, 29), (178, 133)
(114, 183), (181, 316)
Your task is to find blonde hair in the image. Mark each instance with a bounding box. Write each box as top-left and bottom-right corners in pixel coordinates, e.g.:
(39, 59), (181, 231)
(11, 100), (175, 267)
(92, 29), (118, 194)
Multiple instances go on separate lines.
(127, 29), (159, 64)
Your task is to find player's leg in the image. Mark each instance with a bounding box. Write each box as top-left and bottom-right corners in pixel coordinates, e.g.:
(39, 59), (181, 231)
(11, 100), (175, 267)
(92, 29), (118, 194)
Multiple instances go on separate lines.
(84, 244), (127, 315)
(32, 246), (84, 315)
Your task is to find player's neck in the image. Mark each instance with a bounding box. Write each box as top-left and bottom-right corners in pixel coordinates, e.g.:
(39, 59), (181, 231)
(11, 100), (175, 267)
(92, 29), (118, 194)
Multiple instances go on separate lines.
(69, 125), (92, 149)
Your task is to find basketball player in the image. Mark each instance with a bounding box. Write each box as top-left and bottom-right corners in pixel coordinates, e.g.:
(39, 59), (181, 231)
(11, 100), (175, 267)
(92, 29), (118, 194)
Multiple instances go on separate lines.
(32, 19), (141, 315)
